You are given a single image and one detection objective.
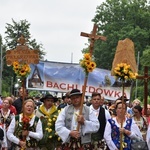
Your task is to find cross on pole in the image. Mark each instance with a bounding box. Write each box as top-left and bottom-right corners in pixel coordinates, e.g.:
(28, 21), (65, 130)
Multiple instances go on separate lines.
(81, 24), (106, 55)
(136, 66), (150, 115)
(76, 24), (106, 131)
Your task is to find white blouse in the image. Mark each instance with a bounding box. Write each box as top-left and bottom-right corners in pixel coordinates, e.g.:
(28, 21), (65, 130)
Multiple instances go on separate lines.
(7, 115), (43, 145)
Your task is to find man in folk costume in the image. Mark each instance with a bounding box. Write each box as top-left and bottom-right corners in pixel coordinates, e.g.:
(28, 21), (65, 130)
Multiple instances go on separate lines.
(90, 92), (111, 150)
(55, 89), (100, 150)
(35, 94), (61, 150)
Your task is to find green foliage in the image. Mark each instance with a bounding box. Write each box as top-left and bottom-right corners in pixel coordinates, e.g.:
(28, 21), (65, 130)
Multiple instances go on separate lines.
(28, 90), (41, 97)
(90, 0), (150, 70)
(4, 19), (46, 60)
(1, 19), (46, 95)
(140, 46), (150, 66)
(5, 19), (31, 48)
(87, 0), (150, 99)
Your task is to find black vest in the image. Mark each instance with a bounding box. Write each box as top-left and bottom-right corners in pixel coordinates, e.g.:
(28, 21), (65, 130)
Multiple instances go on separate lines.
(92, 106), (106, 141)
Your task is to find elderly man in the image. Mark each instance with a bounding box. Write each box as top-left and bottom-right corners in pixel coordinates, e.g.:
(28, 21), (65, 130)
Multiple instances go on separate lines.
(35, 94), (60, 150)
(55, 89), (100, 150)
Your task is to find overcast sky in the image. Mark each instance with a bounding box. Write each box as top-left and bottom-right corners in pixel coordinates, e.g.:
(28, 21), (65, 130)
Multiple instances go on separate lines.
(0, 0), (105, 63)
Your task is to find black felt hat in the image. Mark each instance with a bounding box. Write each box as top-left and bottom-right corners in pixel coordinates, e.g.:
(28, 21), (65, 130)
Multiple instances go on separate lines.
(69, 89), (82, 97)
(40, 94), (58, 102)
(116, 96), (129, 102)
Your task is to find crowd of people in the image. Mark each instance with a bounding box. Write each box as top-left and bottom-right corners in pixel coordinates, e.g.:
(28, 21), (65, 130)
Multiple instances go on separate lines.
(0, 87), (150, 150)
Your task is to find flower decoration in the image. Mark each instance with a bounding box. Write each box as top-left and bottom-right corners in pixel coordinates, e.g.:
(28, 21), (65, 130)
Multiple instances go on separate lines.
(80, 53), (96, 75)
(113, 63), (138, 81)
(20, 116), (31, 150)
(40, 110), (62, 142)
(13, 61), (31, 79)
(21, 116), (30, 130)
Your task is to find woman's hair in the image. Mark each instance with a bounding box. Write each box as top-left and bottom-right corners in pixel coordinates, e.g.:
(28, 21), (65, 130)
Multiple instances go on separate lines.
(132, 99), (141, 105)
(115, 101), (127, 110)
(4, 97), (13, 105)
(23, 99), (35, 108)
(134, 105), (143, 114)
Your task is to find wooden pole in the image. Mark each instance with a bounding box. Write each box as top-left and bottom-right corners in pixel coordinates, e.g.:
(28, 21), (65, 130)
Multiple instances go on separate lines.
(22, 79), (25, 116)
(77, 24), (106, 131)
(136, 66), (150, 115)
(120, 80), (125, 150)
(77, 76), (88, 131)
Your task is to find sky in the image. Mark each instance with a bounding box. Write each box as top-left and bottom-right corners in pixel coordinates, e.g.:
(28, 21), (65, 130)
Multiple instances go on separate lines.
(0, 0), (105, 64)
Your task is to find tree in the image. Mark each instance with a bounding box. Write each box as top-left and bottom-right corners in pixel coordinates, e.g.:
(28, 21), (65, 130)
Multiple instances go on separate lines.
(140, 46), (150, 67)
(4, 19), (46, 60)
(91, 0), (150, 70)
(1, 19), (46, 95)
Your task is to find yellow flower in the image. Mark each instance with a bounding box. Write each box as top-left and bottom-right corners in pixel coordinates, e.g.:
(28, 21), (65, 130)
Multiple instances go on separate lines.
(84, 53), (91, 61)
(48, 129), (52, 132)
(123, 69), (128, 74)
(90, 62), (96, 69)
(13, 61), (19, 68)
(47, 122), (51, 126)
(45, 128), (49, 131)
(85, 60), (91, 67)
(58, 137), (61, 141)
(12, 61), (31, 79)
(113, 63), (138, 81)
(49, 136), (52, 138)
(124, 76), (128, 79)
(53, 118), (56, 121)
(80, 53), (96, 75)
(48, 119), (52, 122)
(87, 67), (93, 72)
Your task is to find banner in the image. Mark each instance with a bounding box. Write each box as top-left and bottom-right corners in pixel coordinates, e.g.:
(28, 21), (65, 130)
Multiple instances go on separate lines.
(27, 61), (131, 100)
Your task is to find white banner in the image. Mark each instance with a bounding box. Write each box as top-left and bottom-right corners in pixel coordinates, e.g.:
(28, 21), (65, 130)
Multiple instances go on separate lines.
(27, 61), (131, 100)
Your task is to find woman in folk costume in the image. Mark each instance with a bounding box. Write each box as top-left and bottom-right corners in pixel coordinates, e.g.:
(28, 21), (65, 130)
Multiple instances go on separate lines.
(7, 99), (43, 150)
(132, 105), (148, 141)
(55, 89), (100, 150)
(104, 102), (143, 150)
(35, 94), (61, 150)
(0, 98), (15, 149)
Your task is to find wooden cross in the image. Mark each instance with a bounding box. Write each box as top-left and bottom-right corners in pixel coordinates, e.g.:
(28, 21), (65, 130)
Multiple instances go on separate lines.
(81, 24), (106, 55)
(136, 66), (150, 115)
(76, 24), (106, 131)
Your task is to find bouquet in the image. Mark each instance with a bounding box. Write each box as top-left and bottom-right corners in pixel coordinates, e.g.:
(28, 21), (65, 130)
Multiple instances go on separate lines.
(113, 63), (138, 81)
(21, 116), (30, 130)
(20, 116), (30, 150)
(13, 61), (31, 79)
(80, 53), (96, 75)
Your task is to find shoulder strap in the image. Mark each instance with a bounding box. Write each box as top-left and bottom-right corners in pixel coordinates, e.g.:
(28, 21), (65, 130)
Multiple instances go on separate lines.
(15, 115), (19, 121)
(34, 116), (39, 123)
